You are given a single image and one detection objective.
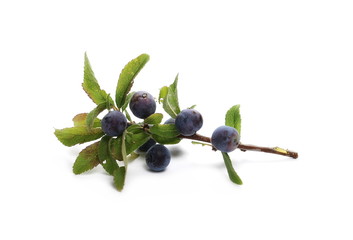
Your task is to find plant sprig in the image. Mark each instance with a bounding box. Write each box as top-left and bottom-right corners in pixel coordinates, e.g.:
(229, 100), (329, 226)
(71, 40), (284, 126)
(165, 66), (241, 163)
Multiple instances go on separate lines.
(54, 53), (298, 191)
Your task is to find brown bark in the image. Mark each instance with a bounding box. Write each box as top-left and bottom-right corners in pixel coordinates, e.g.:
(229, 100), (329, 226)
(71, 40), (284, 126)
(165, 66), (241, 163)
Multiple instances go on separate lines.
(179, 134), (298, 159)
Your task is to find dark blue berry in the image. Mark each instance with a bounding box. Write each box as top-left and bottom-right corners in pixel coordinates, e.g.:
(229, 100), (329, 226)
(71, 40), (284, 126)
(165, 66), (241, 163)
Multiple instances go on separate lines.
(164, 118), (175, 124)
(101, 111), (127, 137)
(211, 126), (240, 152)
(129, 91), (156, 119)
(138, 138), (156, 152)
(175, 109), (203, 136)
(146, 144), (171, 172)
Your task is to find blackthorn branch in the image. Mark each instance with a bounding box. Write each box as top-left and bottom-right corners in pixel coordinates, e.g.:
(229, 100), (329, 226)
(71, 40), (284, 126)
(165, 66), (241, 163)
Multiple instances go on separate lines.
(179, 133), (298, 159)
(54, 53), (299, 191)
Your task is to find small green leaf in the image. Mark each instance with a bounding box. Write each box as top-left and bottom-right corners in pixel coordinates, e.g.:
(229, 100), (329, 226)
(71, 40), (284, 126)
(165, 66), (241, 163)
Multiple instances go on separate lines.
(144, 113), (163, 124)
(125, 124), (144, 134)
(110, 137), (123, 160)
(102, 154), (118, 176)
(54, 127), (104, 147)
(73, 113), (88, 126)
(72, 113), (101, 128)
(125, 110), (132, 122)
(73, 141), (100, 174)
(98, 136), (111, 163)
(115, 54), (150, 108)
(162, 74), (181, 118)
(170, 74), (179, 91)
(158, 86), (168, 103)
(105, 94), (114, 110)
(221, 152), (242, 185)
(149, 124), (179, 138)
(121, 91), (135, 111)
(110, 130), (149, 160)
(113, 167), (126, 191)
(82, 53), (114, 105)
(125, 131), (150, 155)
(98, 136), (118, 175)
(86, 102), (107, 130)
(151, 134), (181, 145)
(114, 131), (128, 192)
(188, 105), (197, 109)
(225, 105), (241, 135)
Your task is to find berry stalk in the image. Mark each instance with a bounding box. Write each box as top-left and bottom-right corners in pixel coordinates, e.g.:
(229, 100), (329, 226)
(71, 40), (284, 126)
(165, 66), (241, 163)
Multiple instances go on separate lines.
(180, 133), (298, 159)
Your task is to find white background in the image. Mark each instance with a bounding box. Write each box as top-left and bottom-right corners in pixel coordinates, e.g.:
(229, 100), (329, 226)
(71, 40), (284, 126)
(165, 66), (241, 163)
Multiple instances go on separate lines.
(1, 0), (352, 239)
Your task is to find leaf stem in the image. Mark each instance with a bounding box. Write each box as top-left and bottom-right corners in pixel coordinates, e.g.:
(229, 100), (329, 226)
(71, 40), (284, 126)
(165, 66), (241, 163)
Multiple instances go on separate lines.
(179, 134), (298, 159)
(121, 131), (128, 168)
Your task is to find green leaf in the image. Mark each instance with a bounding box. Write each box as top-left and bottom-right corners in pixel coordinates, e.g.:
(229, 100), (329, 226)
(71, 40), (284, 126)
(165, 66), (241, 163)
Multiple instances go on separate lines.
(125, 124), (144, 134)
(98, 136), (111, 163)
(98, 136), (118, 175)
(188, 105), (197, 109)
(114, 132), (128, 192)
(113, 167), (126, 191)
(54, 127), (104, 147)
(125, 110), (132, 122)
(109, 137), (123, 160)
(144, 113), (163, 124)
(102, 155), (118, 176)
(170, 74), (179, 93)
(221, 152), (242, 185)
(225, 105), (241, 135)
(121, 91), (135, 111)
(73, 141), (100, 174)
(125, 131), (150, 155)
(82, 53), (114, 105)
(105, 94), (114, 110)
(110, 130), (149, 160)
(72, 113), (101, 128)
(115, 54), (150, 108)
(149, 124), (179, 138)
(151, 134), (181, 145)
(158, 86), (168, 103)
(162, 74), (181, 118)
(86, 102), (106, 130)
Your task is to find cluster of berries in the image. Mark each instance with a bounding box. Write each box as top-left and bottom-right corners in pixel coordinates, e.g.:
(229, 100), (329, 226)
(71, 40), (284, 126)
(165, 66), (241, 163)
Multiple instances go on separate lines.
(101, 91), (240, 172)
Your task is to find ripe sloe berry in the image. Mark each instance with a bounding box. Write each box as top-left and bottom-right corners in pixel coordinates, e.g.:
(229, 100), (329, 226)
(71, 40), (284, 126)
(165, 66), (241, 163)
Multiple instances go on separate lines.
(138, 138), (156, 152)
(175, 109), (203, 136)
(164, 118), (175, 124)
(211, 126), (240, 152)
(101, 111), (127, 137)
(146, 144), (171, 172)
(129, 91), (156, 119)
